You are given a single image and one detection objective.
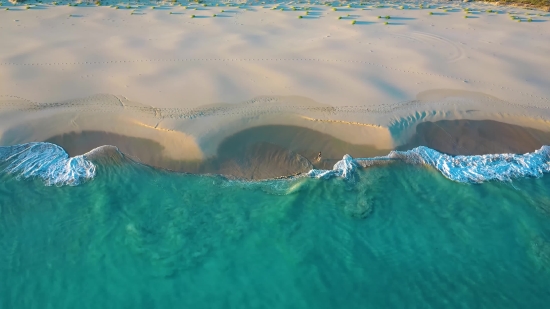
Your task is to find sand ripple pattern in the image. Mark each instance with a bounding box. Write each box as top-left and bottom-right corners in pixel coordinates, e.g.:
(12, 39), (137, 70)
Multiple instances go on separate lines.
(392, 31), (465, 63)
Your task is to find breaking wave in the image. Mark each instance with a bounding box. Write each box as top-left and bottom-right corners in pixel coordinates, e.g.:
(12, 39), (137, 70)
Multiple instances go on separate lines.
(0, 142), (96, 186)
(308, 146), (550, 183)
(2, 142), (550, 186)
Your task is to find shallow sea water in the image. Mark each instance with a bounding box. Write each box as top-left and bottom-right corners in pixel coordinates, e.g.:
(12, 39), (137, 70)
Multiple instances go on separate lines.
(1, 159), (550, 308)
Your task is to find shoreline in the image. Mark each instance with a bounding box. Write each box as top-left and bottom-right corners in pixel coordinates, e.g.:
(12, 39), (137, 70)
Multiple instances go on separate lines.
(1, 1), (550, 179)
(3, 91), (550, 180)
(30, 118), (550, 180)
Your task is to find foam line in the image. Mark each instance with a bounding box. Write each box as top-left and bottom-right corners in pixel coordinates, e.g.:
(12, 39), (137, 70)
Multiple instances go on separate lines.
(0, 142), (96, 186)
(2, 142), (550, 186)
(308, 146), (550, 183)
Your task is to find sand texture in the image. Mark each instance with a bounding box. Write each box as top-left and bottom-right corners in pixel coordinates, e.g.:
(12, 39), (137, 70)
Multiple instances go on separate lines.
(1, 1), (550, 178)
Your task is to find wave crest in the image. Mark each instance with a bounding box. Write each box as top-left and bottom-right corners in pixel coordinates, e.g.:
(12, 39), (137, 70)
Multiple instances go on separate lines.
(2, 142), (550, 186)
(0, 142), (96, 186)
(309, 146), (550, 183)
(307, 154), (360, 180)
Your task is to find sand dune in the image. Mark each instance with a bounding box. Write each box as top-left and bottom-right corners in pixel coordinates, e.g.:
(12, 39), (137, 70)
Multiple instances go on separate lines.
(1, 1), (549, 108)
(1, 1), (550, 178)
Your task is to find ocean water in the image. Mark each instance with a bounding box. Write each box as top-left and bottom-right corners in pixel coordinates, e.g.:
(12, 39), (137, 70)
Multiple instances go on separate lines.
(2, 143), (550, 308)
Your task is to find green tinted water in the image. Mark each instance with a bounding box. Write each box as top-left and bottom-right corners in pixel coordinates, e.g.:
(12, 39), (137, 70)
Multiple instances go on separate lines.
(1, 161), (550, 308)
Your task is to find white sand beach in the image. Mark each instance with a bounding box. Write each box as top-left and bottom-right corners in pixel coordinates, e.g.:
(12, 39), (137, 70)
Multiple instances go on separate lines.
(1, 1), (550, 175)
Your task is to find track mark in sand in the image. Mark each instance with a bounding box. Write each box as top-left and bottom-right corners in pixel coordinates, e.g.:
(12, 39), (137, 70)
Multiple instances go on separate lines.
(392, 31), (466, 63)
(0, 94), (37, 104)
(132, 120), (174, 132)
(0, 57), (528, 81)
(0, 57), (471, 72)
(4, 93), (549, 130)
(1, 58), (548, 104)
(0, 94), (409, 119)
(432, 121), (468, 154)
(0, 57), (498, 86)
(300, 116), (383, 128)
(112, 95), (125, 107)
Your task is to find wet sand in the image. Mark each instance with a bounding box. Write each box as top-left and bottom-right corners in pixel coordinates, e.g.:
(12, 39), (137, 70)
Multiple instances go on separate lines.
(43, 120), (550, 179)
(45, 131), (165, 162)
(45, 125), (390, 179)
(399, 120), (550, 155)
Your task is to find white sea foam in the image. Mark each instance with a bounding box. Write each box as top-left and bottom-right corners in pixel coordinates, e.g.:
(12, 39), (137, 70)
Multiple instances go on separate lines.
(308, 146), (550, 183)
(0, 142), (96, 186)
(307, 154), (359, 180)
(2, 142), (550, 186)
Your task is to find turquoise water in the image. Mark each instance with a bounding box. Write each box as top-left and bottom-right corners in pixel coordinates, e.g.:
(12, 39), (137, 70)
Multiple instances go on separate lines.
(2, 145), (550, 308)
